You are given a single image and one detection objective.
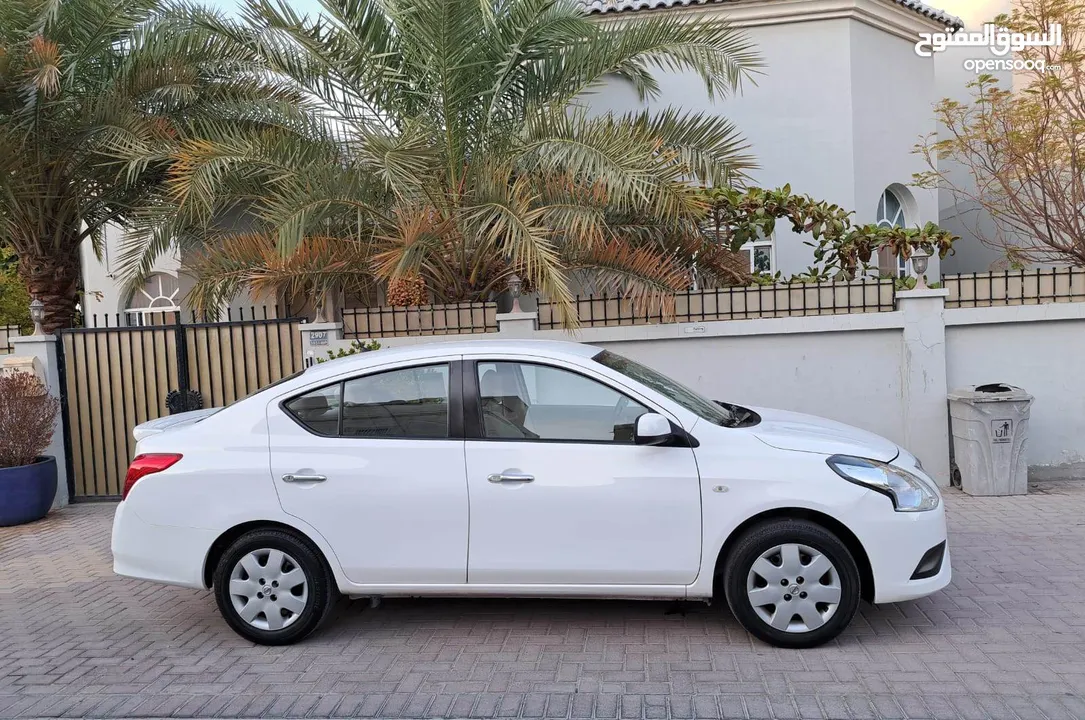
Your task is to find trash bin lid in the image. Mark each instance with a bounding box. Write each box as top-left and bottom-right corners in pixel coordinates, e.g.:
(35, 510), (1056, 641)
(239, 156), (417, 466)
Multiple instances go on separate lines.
(948, 383), (1034, 402)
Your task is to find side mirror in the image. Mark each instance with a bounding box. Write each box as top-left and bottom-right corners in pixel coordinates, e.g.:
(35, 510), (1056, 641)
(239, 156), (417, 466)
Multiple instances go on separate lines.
(635, 413), (672, 446)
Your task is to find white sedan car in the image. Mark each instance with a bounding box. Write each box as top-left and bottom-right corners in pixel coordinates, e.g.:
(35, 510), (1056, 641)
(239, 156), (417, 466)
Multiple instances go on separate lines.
(113, 339), (950, 648)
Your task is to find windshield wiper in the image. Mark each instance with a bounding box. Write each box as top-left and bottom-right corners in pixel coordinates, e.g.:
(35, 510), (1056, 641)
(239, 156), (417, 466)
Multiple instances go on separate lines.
(715, 400), (758, 428)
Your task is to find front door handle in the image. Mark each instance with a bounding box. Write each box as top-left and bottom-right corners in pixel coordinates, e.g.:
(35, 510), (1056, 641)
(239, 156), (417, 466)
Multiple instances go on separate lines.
(282, 473), (327, 483)
(488, 471), (535, 484)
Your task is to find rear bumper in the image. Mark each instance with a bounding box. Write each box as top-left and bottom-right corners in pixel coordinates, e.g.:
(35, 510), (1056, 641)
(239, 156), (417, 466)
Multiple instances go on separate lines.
(111, 501), (215, 590)
(850, 492), (952, 604)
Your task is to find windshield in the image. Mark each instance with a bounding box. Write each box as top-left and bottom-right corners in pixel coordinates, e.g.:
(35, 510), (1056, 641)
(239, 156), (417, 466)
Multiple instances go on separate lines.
(592, 350), (755, 428)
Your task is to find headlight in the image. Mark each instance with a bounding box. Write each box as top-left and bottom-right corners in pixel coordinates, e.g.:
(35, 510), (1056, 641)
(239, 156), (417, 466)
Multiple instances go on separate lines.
(826, 455), (939, 512)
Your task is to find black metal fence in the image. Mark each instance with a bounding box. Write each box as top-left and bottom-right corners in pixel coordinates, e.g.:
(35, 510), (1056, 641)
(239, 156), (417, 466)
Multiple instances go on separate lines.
(342, 301), (499, 338)
(0, 324), (20, 354)
(58, 313), (304, 499)
(537, 280), (897, 329)
(86, 305), (286, 328)
(944, 268), (1085, 308)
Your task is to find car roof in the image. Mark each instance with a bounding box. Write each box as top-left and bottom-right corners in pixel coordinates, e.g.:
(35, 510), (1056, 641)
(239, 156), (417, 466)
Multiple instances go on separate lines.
(301, 338), (601, 383)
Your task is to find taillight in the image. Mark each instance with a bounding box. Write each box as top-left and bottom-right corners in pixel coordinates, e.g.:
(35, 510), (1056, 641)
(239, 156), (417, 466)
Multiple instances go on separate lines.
(123, 453), (183, 500)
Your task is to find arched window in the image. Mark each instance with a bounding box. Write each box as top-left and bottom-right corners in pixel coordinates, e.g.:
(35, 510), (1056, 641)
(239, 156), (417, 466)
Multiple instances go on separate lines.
(876, 188), (907, 229)
(125, 273), (181, 325)
(876, 187), (910, 278)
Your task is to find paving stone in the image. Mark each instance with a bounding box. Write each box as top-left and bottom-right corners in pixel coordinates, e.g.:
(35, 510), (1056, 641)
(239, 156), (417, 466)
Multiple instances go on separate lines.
(4, 485), (1085, 717)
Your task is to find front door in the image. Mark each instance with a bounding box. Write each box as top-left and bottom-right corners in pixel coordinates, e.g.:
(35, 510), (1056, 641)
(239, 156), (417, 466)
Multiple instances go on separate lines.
(464, 359), (702, 586)
(268, 359), (468, 585)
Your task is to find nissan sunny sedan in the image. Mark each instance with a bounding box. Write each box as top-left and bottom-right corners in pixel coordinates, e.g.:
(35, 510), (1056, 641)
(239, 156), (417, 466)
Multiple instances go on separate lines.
(112, 339), (950, 648)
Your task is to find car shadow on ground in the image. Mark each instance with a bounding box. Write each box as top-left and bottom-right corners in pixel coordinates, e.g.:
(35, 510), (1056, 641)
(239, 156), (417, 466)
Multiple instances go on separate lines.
(294, 593), (940, 650)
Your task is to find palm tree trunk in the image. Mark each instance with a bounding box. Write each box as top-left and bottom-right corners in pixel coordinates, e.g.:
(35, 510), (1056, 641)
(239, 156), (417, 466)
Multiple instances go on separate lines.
(18, 243), (81, 335)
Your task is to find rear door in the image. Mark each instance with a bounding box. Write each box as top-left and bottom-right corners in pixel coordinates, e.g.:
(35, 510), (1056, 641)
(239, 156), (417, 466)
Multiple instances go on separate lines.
(463, 357), (702, 586)
(268, 357), (468, 584)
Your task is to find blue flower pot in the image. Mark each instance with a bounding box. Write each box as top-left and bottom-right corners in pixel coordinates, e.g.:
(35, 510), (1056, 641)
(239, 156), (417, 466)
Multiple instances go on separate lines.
(0, 456), (58, 527)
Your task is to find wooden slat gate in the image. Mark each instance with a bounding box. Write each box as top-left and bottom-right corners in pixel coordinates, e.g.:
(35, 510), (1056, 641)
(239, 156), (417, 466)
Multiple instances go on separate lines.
(57, 315), (304, 499)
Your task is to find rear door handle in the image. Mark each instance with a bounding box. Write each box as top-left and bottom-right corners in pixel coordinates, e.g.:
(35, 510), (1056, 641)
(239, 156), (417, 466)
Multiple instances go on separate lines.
(282, 473), (327, 483)
(488, 471), (534, 484)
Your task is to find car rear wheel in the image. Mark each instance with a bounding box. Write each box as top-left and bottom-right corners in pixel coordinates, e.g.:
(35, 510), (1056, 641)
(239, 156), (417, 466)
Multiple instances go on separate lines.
(723, 519), (861, 649)
(213, 529), (336, 645)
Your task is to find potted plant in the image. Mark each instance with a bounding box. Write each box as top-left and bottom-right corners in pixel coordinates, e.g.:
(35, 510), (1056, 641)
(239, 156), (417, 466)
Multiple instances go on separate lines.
(0, 371), (60, 526)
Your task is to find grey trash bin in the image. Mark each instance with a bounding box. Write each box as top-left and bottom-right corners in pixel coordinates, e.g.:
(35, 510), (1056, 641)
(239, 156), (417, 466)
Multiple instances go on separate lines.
(947, 383), (1033, 496)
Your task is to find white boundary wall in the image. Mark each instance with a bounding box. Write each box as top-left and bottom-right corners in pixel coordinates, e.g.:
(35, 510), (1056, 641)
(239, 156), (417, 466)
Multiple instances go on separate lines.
(302, 291), (1085, 484)
(944, 303), (1085, 477)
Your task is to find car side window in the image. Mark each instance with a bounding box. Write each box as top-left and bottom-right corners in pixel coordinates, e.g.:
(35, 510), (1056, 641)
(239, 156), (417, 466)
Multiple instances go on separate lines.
(284, 384), (341, 436)
(477, 361), (648, 442)
(342, 364), (450, 439)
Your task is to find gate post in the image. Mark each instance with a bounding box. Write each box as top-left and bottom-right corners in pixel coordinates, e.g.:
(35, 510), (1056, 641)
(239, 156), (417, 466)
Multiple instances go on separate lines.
(299, 321), (343, 366)
(496, 311), (538, 337)
(898, 287), (951, 487)
(10, 333), (71, 508)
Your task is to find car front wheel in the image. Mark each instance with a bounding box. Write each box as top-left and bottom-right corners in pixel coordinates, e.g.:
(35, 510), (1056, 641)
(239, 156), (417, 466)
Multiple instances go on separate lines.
(723, 519), (861, 649)
(213, 529), (336, 645)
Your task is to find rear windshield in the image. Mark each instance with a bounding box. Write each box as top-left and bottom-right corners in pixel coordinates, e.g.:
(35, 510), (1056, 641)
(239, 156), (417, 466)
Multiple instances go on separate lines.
(238, 368), (306, 403)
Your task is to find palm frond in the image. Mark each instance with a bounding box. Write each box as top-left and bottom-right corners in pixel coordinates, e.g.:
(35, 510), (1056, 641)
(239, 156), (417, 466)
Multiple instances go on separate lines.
(564, 238), (691, 316)
(185, 232), (378, 314)
(531, 5), (762, 109)
(466, 171), (575, 318)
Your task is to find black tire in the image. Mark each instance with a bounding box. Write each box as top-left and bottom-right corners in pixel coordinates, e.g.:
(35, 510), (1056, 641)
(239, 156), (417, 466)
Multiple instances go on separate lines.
(213, 528), (337, 645)
(722, 519), (861, 649)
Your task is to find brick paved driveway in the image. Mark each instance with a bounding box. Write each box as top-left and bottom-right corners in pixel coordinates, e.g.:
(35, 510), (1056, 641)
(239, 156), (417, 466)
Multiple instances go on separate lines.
(2, 484), (1085, 720)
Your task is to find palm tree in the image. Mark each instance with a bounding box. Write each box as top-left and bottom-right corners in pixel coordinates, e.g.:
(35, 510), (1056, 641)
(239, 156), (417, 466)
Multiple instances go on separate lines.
(184, 233), (381, 321)
(0, 0), (292, 332)
(123, 0), (762, 324)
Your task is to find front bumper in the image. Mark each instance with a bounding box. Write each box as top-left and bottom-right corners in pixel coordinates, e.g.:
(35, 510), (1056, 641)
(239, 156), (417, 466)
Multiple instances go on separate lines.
(849, 490), (952, 604)
(111, 501), (216, 590)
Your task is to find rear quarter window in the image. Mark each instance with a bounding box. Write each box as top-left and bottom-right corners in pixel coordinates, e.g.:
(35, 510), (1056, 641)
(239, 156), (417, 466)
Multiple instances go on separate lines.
(283, 385), (341, 435)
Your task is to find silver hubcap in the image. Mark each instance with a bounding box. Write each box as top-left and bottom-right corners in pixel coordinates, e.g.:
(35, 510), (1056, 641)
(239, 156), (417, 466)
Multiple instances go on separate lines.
(229, 549), (309, 631)
(746, 543), (842, 633)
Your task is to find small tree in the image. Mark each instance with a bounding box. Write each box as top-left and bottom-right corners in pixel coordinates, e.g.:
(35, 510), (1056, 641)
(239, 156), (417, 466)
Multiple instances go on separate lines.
(915, 0), (1085, 266)
(700, 186), (956, 280)
(0, 247), (31, 332)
